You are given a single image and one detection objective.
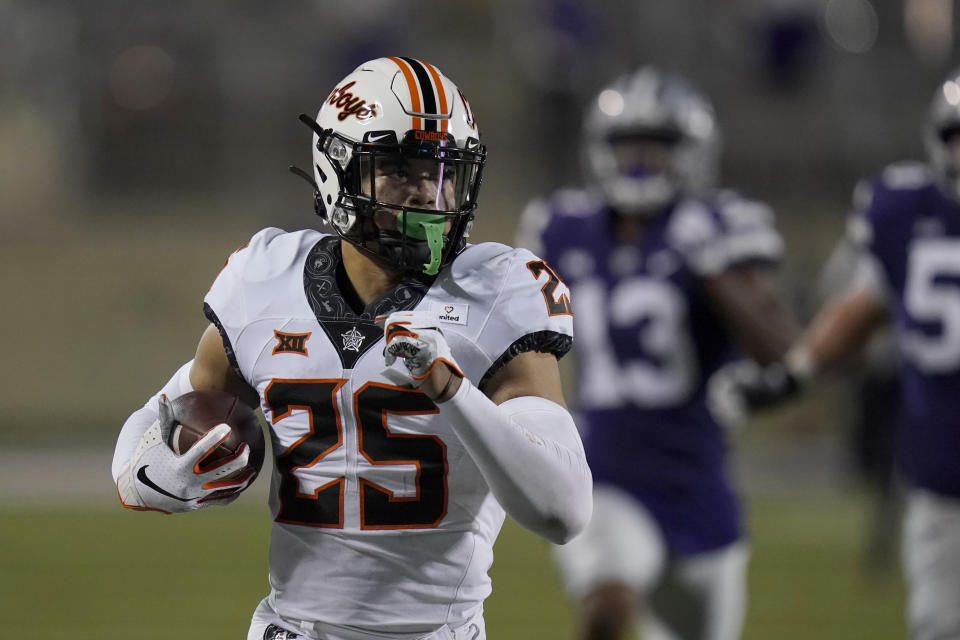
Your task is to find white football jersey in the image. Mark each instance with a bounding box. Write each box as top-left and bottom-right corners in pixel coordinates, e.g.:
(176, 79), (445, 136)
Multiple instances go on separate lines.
(204, 228), (573, 633)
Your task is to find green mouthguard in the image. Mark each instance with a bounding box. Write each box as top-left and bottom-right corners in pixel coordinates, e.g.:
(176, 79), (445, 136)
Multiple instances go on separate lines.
(403, 212), (445, 275)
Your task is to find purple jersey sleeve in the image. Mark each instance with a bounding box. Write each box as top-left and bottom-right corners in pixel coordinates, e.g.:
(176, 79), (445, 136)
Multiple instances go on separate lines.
(855, 163), (960, 498)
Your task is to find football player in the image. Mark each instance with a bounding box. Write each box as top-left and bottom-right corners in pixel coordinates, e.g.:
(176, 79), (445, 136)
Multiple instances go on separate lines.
(111, 57), (593, 640)
(712, 68), (960, 640)
(517, 66), (797, 640)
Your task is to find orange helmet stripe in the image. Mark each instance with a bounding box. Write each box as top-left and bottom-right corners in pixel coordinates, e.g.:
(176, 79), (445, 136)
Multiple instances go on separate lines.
(422, 61), (449, 133)
(387, 56), (422, 130)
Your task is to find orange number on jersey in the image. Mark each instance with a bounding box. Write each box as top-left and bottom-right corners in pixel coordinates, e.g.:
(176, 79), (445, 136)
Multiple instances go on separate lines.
(527, 260), (573, 316)
(266, 379), (346, 527)
(265, 379), (446, 529)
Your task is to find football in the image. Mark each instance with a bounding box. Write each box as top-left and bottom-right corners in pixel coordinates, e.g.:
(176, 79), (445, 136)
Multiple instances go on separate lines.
(166, 389), (266, 482)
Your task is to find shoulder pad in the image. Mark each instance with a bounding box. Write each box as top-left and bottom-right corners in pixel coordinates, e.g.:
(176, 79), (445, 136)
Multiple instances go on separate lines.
(878, 162), (934, 192)
(516, 189), (606, 255)
(715, 191), (775, 230)
(549, 187), (605, 217)
(445, 243), (573, 384)
(666, 198), (720, 254)
(444, 242), (574, 320)
(228, 227), (326, 283)
(667, 196), (782, 275)
(450, 241), (513, 275)
(851, 164), (936, 248)
(205, 227), (326, 327)
(858, 163), (937, 219)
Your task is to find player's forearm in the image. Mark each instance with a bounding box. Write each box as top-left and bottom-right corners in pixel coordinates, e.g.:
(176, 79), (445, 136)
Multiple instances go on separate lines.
(704, 266), (798, 365)
(438, 379), (593, 545)
(708, 285), (890, 423)
(111, 360), (195, 481)
(796, 286), (887, 375)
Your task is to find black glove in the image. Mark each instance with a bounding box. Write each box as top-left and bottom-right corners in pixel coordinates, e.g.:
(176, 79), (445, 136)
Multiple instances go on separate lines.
(708, 359), (805, 431)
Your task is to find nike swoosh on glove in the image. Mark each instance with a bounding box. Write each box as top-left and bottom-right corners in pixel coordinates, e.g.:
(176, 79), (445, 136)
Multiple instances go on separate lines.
(379, 310), (465, 387)
(116, 395), (254, 513)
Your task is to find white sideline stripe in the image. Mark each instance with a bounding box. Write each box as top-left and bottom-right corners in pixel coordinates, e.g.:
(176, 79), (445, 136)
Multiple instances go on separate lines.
(0, 434), (841, 506)
(0, 448), (271, 506)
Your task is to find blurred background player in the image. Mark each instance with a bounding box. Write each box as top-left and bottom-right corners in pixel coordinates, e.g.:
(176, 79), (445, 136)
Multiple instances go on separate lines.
(4, 2), (959, 637)
(516, 66), (797, 640)
(111, 57), (592, 640)
(711, 66), (960, 640)
(814, 232), (903, 573)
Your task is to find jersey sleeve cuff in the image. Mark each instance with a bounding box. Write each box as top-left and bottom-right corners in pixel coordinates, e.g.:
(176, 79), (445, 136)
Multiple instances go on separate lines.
(203, 302), (245, 384)
(478, 330), (572, 391)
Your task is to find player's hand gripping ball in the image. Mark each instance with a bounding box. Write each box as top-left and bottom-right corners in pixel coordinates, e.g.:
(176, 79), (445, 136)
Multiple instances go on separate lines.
(167, 390), (266, 479)
(118, 390), (265, 513)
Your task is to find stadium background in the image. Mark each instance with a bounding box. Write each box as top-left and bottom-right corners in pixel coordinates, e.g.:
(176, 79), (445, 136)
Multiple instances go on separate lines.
(2, 0), (953, 636)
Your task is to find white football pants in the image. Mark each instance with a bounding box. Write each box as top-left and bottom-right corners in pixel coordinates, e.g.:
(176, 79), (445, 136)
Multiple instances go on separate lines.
(554, 484), (749, 640)
(247, 598), (485, 640)
(902, 487), (960, 640)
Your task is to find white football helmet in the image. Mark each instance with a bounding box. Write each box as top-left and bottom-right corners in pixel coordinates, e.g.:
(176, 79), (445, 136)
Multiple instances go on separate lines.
(583, 66), (720, 216)
(298, 57), (485, 275)
(925, 67), (960, 201)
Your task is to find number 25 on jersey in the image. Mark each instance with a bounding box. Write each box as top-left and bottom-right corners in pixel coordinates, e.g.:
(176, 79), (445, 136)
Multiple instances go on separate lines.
(266, 380), (447, 530)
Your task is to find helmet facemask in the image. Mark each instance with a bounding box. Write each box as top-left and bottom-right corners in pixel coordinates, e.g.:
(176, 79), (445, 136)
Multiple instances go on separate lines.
(308, 125), (484, 276)
(925, 72), (960, 202)
(583, 67), (720, 218)
(928, 127), (960, 201)
(600, 129), (684, 216)
(292, 57), (486, 275)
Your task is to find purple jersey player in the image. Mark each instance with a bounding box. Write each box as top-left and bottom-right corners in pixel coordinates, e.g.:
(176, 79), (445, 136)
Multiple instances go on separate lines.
(714, 68), (960, 640)
(518, 67), (796, 640)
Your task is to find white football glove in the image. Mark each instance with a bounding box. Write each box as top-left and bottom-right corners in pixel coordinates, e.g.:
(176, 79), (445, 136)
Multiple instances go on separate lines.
(116, 395), (253, 513)
(379, 310), (464, 387)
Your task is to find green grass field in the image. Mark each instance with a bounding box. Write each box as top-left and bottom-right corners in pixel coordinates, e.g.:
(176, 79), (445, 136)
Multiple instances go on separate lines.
(0, 490), (905, 639)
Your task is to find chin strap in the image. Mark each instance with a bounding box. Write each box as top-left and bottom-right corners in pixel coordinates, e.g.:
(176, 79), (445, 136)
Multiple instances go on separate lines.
(289, 165), (317, 191)
(288, 165), (324, 218)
